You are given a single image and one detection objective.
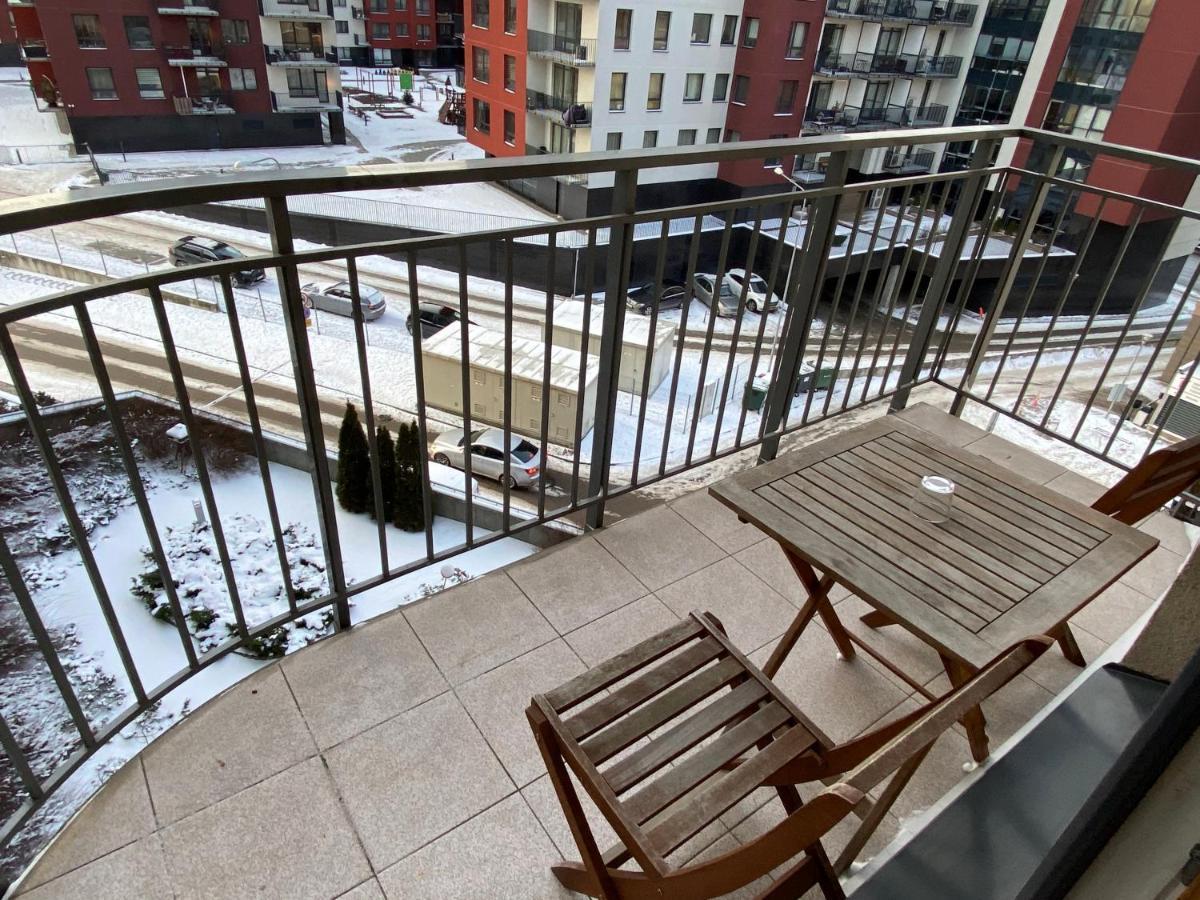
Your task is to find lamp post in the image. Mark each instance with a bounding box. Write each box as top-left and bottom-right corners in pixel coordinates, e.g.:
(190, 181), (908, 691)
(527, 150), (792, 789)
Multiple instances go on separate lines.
(763, 165), (808, 380)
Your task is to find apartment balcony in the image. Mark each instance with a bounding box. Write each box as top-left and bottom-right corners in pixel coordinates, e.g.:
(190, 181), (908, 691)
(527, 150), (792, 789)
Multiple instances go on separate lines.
(157, 0), (219, 16)
(17, 39), (49, 61)
(258, 0), (333, 19)
(272, 88), (342, 111)
(882, 146), (936, 173)
(265, 44), (339, 65)
(525, 89), (591, 128)
(172, 91), (235, 114)
(1, 127), (1199, 900)
(527, 29), (596, 66)
(164, 42), (227, 65)
(815, 51), (963, 80)
(351, 4), (364, 17)
(826, 0), (978, 27)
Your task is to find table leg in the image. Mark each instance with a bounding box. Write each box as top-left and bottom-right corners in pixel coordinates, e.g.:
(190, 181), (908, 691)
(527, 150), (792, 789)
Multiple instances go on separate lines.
(784, 552), (857, 662)
(1052, 623), (1087, 667)
(941, 655), (989, 764)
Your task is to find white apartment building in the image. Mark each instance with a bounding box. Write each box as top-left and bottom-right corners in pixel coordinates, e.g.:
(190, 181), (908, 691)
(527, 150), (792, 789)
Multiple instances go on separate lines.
(259, 0), (345, 122)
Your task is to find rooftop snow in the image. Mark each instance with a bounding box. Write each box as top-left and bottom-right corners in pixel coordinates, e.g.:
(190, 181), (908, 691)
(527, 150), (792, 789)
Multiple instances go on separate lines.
(420, 322), (599, 391)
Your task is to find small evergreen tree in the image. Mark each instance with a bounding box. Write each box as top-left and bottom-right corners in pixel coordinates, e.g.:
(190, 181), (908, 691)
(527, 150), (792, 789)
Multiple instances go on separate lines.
(393, 420), (426, 532)
(335, 402), (372, 514)
(374, 424), (396, 522)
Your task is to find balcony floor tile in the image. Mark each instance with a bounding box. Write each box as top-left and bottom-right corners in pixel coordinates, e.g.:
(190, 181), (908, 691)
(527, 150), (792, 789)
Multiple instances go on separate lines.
(896, 401), (989, 447)
(280, 608), (446, 750)
(1070, 581), (1161, 645)
(324, 691), (513, 871)
(563, 594), (681, 667)
(141, 664), (318, 826)
(159, 756), (370, 900)
(1117, 545), (1186, 601)
(732, 538), (854, 609)
(17, 835), (171, 900)
(961, 433), (1070, 485)
(669, 488), (767, 554)
(594, 504), (726, 591)
(337, 880), (385, 900)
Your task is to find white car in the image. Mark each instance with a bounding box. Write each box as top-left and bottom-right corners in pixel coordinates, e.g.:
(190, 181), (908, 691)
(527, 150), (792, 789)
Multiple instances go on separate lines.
(724, 269), (781, 314)
(429, 427), (542, 489)
(300, 281), (387, 320)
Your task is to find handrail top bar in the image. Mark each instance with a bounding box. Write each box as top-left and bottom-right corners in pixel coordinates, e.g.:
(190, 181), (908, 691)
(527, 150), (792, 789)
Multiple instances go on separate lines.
(0, 125), (1197, 235)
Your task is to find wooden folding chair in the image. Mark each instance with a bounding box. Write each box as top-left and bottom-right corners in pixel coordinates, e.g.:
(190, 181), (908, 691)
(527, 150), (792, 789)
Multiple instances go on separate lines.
(1091, 433), (1200, 525)
(528, 611), (1052, 899)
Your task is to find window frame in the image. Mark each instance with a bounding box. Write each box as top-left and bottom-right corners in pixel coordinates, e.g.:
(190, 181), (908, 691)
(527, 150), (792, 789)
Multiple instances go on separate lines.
(614, 8), (632, 50)
(742, 16), (759, 49)
(609, 71), (627, 111)
(785, 21), (807, 59)
(683, 72), (703, 103)
(731, 74), (750, 105)
(134, 67), (164, 99)
(123, 16), (153, 50)
(472, 46), (490, 83)
(652, 10), (670, 51)
(85, 66), (117, 100)
(646, 71), (664, 110)
(690, 12), (711, 44)
(713, 73), (729, 102)
(642, 129), (658, 149)
(74, 14), (105, 49)
(503, 108), (516, 145)
(503, 54), (516, 92)
(720, 14), (737, 46)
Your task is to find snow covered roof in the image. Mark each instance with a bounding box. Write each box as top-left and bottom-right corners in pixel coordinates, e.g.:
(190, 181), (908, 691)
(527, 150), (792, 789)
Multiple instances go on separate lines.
(552, 301), (675, 350)
(421, 323), (599, 391)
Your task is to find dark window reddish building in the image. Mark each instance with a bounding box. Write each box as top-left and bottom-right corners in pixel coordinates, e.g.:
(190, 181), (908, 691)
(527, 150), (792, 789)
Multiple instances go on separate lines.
(464, 0), (524, 157)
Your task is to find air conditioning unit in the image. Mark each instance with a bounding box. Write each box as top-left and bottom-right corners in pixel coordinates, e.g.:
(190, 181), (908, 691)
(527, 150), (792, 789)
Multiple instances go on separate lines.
(868, 188), (884, 210)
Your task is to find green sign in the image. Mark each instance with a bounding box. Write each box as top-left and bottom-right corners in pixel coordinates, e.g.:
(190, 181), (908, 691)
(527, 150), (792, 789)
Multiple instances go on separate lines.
(398, 72), (414, 90)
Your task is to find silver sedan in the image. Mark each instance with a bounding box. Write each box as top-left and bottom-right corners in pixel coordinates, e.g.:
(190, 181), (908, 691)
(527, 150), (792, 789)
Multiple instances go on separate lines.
(300, 281), (387, 320)
(429, 427), (542, 489)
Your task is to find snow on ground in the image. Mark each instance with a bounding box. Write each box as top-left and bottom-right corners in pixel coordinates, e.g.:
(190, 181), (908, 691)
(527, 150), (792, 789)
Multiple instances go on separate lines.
(0, 72), (73, 150)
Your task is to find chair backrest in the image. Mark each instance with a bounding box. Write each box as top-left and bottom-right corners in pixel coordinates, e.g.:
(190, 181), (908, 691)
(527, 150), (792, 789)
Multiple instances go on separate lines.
(1092, 434), (1200, 525)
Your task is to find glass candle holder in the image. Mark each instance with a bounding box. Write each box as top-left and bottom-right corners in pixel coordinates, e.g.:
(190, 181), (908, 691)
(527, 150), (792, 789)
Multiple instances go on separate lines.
(909, 475), (955, 524)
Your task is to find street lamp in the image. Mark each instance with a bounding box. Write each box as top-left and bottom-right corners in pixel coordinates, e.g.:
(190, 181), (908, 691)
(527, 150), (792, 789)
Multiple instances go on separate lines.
(762, 165), (808, 380)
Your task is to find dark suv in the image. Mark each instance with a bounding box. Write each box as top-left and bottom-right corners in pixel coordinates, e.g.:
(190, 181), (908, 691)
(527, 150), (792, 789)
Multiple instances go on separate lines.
(406, 302), (462, 338)
(626, 279), (687, 315)
(168, 236), (265, 285)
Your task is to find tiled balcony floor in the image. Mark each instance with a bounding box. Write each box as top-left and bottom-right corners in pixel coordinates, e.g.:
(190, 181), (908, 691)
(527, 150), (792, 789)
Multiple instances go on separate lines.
(12, 404), (1195, 900)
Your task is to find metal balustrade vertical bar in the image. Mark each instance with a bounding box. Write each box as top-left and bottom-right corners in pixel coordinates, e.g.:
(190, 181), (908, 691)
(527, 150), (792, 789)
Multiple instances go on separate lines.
(816, 191), (871, 421)
(951, 145), (1065, 415)
(0, 326), (147, 704)
(0, 710), (41, 801)
(74, 303), (197, 668)
(1009, 195), (1107, 429)
(840, 184), (895, 413)
(569, 229), (597, 511)
(686, 212), (736, 467)
(404, 251), (436, 561)
(347, 257), (388, 576)
(1037, 205), (1146, 434)
(537, 234), (557, 520)
(586, 169), (637, 529)
(502, 237), (514, 526)
(711, 210), (764, 456)
(1143, 346), (1197, 457)
(150, 287), (250, 641)
(631, 218), (671, 485)
(0, 531), (96, 746)
(264, 196), (349, 629)
(980, 186), (1078, 406)
(455, 242), (475, 545)
(659, 215), (705, 478)
(890, 140), (999, 412)
(218, 275), (298, 615)
(760, 150), (850, 460)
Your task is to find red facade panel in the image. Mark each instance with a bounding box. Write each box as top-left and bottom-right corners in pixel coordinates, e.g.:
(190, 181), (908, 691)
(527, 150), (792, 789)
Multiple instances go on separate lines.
(464, 0), (523, 157)
(0, 0), (17, 46)
(365, 0), (420, 51)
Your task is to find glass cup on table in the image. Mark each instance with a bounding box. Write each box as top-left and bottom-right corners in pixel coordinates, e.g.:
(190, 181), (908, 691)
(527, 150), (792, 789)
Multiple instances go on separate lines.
(909, 475), (955, 524)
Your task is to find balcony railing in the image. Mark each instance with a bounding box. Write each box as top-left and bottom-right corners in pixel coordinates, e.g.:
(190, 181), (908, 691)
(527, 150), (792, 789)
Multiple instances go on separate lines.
(826, 0), (977, 26)
(0, 125), (1198, 873)
(815, 50), (963, 78)
(527, 29), (596, 65)
(271, 88), (342, 110)
(264, 44), (338, 65)
(164, 42), (227, 63)
(172, 91), (235, 114)
(525, 89), (591, 127)
(156, 0), (219, 15)
(18, 40), (49, 60)
(258, 0), (332, 18)
(882, 146), (936, 172)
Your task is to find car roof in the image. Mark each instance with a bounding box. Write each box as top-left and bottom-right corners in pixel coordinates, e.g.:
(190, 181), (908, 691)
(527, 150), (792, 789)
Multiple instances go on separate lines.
(474, 428), (533, 452)
(187, 237), (227, 251)
(419, 302), (455, 315)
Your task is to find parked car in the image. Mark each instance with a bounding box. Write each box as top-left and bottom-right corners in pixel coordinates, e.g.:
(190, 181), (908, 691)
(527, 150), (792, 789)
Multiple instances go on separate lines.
(626, 280), (688, 315)
(168, 236), (265, 285)
(429, 427), (542, 489)
(406, 302), (462, 338)
(691, 273), (742, 317)
(724, 269), (781, 314)
(300, 281), (387, 320)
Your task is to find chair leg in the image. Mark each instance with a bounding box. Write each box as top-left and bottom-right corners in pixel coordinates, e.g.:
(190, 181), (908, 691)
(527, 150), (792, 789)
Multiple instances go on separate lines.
(1054, 623), (1087, 667)
(941, 655), (989, 764)
(552, 863), (605, 898)
(859, 610), (896, 629)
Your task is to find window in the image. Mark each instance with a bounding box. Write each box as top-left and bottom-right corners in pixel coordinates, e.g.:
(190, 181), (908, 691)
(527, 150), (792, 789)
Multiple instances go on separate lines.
(416, 0), (431, 13)
(732, 74), (750, 104)
(706, 127), (721, 144)
(786, 22), (807, 58)
(74, 14), (104, 49)
(742, 17), (759, 48)
(609, 72), (626, 111)
(606, 131), (622, 150)
(417, 23), (431, 39)
(614, 8), (631, 50)
(678, 128), (696, 145)
(371, 22), (389, 38)
(124, 16), (152, 49)
(652, 11), (670, 50)
(370, 0), (386, 11)
(230, 67), (257, 90)
(394, 0), (407, 9)
(335, 0), (346, 5)
(690, 13), (711, 44)
(503, 55), (515, 91)
(684, 72), (703, 102)
(473, 97), (490, 133)
(712, 73), (729, 101)
(725, 129), (740, 142)
(504, 0), (517, 33)
(472, 47), (489, 82)
(643, 129), (658, 149)
(286, 67), (327, 98)
(646, 72), (663, 110)
(396, 22), (409, 35)
(134, 68), (164, 99)
(336, 20), (349, 33)
(503, 109), (516, 144)
(472, 0), (489, 28)
(720, 14), (737, 45)
(775, 79), (797, 114)
(221, 19), (250, 44)
(86, 67), (116, 99)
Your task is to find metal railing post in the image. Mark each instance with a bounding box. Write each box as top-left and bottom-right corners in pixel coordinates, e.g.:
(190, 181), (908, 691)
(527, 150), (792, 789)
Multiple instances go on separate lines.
(950, 143), (1065, 416)
(585, 169), (637, 529)
(758, 151), (850, 463)
(890, 138), (999, 413)
(264, 195), (350, 629)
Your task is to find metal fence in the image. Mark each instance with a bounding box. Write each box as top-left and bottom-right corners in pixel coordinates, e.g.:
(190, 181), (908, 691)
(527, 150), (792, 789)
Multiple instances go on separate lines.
(0, 125), (1198, 859)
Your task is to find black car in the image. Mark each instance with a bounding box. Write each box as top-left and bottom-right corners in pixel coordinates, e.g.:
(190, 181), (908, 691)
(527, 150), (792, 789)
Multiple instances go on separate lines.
(625, 280), (687, 315)
(168, 236), (265, 285)
(406, 302), (462, 338)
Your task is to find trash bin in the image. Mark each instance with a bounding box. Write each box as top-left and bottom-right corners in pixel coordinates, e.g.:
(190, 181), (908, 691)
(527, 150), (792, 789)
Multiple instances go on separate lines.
(743, 377), (767, 412)
(792, 362), (816, 396)
(813, 366), (836, 390)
